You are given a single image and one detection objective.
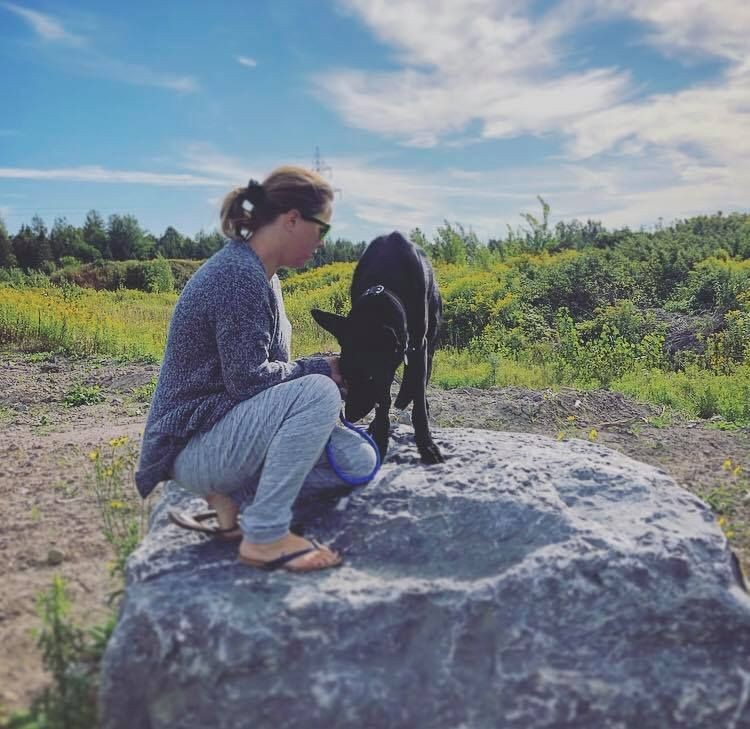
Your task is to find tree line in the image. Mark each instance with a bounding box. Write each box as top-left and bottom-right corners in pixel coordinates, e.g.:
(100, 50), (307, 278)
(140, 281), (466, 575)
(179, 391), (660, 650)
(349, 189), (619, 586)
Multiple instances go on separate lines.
(1, 202), (748, 278)
(0, 210), (372, 273)
(0, 211), (229, 271)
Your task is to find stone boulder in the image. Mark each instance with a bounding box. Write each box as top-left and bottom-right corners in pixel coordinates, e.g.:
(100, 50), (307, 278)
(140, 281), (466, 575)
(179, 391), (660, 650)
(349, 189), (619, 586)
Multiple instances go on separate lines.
(100, 426), (750, 729)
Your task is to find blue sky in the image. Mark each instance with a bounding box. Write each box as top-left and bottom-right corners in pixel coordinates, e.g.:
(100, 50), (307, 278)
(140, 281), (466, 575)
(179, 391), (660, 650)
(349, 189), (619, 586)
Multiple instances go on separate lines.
(1, 0), (748, 243)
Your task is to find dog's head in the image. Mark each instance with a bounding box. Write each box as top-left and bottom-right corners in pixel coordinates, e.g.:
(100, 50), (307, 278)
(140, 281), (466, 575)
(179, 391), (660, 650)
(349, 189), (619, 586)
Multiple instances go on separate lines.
(311, 287), (408, 422)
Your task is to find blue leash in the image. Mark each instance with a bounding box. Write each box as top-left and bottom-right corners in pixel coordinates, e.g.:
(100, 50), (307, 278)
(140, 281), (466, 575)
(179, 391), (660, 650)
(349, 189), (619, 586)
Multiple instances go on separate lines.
(325, 412), (381, 486)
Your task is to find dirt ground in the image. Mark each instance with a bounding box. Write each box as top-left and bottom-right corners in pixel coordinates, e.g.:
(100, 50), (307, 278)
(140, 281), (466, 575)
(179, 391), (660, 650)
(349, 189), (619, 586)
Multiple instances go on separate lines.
(1, 350), (748, 714)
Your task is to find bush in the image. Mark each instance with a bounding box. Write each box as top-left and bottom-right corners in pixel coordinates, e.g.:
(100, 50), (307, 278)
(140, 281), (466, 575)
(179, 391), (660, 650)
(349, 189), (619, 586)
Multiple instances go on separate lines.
(674, 257), (750, 313)
(4, 577), (112, 729)
(518, 249), (641, 322)
(141, 257), (174, 294)
(50, 258), (193, 293)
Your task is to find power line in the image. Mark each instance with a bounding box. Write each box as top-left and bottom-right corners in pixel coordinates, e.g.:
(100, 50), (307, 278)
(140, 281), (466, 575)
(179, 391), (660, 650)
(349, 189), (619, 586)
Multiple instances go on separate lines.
(311, 146), (342, 199)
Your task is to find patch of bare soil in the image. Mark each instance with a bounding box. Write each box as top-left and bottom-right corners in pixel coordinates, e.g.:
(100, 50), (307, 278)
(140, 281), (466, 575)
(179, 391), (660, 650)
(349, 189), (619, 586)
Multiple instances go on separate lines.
(0, 352), (159, 716)
(0, 351), (748, 714)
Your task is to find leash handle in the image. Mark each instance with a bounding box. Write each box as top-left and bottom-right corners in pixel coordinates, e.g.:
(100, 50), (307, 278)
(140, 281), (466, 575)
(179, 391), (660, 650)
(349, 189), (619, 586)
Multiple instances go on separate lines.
(325, 412), (381, 486)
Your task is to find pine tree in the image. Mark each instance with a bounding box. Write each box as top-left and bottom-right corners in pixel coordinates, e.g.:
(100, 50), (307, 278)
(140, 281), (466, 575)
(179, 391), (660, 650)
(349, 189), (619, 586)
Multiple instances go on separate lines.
(0, 216), (17, 268)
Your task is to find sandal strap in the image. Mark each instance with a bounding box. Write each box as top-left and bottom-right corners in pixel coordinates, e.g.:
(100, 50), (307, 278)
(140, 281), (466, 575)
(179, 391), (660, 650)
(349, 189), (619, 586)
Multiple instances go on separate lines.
(257, 547), (317, 571)
(192, 510), (238, 533)
(168, 509), (239, 536)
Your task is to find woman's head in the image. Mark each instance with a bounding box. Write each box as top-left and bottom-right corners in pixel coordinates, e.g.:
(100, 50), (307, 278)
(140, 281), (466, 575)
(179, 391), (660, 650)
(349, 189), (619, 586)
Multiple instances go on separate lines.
(220, 166), (334, 241)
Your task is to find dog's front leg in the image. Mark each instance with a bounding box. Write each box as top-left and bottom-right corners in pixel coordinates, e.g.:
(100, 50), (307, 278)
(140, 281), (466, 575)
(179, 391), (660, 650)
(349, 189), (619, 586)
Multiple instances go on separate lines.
(367, 389), (392, 460)
(411, 348), (444, 464)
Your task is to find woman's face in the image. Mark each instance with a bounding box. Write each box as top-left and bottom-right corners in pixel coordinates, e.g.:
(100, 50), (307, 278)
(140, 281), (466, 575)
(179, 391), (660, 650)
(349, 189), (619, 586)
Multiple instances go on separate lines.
(283, 203), (332, 268)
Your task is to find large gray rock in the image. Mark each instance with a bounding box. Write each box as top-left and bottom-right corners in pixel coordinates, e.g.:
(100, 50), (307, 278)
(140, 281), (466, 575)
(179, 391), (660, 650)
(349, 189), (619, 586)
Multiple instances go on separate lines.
(100, 426), (750, 729)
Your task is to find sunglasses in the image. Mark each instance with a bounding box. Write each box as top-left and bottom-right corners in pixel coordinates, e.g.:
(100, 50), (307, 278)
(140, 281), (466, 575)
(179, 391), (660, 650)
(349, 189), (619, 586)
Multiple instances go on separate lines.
(301, 213), (331, 240)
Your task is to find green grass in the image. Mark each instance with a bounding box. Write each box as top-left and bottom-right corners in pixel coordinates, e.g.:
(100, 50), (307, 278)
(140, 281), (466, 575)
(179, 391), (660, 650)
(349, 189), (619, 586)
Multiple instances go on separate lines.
(611, 365), (750, 426)
(62, 384), (104, 408)
(2, 260), (749, 426)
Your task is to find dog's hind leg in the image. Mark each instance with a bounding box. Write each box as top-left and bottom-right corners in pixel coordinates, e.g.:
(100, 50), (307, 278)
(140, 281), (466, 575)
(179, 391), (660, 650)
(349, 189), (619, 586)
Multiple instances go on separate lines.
(411, 348), (444, 464)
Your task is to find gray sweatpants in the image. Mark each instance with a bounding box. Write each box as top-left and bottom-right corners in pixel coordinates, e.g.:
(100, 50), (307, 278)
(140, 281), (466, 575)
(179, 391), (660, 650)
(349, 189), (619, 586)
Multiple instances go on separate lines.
(171, 374), (377, 543)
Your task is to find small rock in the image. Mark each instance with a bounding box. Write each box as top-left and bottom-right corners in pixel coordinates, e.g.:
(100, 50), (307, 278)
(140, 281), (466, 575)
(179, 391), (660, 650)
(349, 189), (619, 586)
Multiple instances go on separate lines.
(12, 403), (28, 412)
(47, 549), (65, 566)
(395, 410), (412, 425)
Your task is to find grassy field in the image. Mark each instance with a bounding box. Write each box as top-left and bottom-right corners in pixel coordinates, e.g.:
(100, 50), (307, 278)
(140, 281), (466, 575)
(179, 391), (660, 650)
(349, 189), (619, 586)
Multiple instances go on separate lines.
(1, 254), (748, 426)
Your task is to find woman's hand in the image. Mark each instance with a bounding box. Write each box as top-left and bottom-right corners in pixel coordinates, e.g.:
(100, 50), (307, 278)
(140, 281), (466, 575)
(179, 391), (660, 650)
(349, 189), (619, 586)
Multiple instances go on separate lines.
(326, 356), (348, 398)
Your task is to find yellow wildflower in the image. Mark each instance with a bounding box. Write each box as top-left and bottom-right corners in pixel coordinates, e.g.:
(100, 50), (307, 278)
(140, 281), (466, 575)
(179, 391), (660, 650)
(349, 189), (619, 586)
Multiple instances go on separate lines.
(733, 465), (743, 477)
(722, 459), (733, 471)
(88, 450), (99, 461)
(566, 415), (576, 423)
(109, 500), (126, 510)
(588, 428), (598, 441)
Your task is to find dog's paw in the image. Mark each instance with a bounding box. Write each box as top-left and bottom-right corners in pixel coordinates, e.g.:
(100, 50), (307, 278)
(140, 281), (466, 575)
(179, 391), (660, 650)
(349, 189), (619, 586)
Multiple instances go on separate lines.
(418, 440), (444, 464)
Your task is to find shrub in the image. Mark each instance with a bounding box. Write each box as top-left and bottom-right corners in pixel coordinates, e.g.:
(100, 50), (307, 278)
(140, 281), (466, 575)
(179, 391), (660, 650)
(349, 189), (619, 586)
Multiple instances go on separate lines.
(675, 257), (750, 313)
(518, 249), (641, 322)
(4, 577), (113, 729)
(141, 257), (174, 294)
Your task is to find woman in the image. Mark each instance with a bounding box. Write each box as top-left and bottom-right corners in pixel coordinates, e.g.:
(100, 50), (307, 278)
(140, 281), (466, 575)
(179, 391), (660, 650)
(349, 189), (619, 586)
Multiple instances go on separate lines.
(135, 166), (377, 572)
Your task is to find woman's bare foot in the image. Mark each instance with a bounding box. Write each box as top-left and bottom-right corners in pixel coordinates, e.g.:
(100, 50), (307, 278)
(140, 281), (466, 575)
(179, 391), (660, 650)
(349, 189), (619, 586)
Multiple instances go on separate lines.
(238, 533), (342, 572)
(205, 492), (240, 534)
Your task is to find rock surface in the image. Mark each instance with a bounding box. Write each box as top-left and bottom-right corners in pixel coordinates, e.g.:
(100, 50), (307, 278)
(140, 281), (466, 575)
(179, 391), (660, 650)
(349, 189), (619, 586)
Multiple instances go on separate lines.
(99, 426), (750, 729)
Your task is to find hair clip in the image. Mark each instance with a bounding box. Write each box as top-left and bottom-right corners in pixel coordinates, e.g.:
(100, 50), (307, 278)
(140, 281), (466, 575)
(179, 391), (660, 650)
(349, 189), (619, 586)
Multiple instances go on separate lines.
(245, 179), (266, 206)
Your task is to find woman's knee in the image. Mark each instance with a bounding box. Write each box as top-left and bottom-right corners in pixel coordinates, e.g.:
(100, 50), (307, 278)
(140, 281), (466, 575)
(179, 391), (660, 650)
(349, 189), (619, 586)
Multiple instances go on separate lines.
(354, 440), (379, 479)
(299, 373), (342, 420)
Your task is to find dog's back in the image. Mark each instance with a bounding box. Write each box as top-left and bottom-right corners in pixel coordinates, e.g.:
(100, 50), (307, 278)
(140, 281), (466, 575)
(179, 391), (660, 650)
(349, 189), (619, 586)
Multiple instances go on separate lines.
(352, 231), (441, 409)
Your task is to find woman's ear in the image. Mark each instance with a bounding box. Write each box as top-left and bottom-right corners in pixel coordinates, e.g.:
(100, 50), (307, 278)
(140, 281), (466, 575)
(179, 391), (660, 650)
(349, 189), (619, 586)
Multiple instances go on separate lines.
(282, 209), (299, 232)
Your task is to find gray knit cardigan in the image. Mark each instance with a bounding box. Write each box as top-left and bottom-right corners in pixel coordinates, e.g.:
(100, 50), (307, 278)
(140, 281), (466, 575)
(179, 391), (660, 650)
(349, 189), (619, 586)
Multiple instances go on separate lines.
(135, 239), (331, 498)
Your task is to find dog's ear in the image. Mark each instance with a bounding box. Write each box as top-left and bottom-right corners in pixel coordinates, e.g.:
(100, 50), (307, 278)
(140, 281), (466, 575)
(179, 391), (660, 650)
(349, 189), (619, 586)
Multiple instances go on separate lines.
(311, 308), (349, 341)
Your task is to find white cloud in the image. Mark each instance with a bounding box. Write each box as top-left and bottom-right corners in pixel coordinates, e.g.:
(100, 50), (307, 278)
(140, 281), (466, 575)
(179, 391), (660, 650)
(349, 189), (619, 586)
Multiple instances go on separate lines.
(79, 56), (199, 93)
(2, 3), (197, 93)
(311, 0), (749, 234)
(175, 143), (748, 242)
(0, 166), (225, 186)
(180, 142), (261, 183)
(322, 0), (749, 160)
(590, 0), (750, 63)
(236, 56), (257, 68)
(320, 0), (630, 147)
(2, 2), (84, 45)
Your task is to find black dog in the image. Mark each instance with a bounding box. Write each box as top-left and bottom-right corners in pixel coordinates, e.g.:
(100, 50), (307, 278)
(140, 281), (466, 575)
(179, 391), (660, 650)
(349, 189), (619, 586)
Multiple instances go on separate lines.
(311, 231), (443, 464)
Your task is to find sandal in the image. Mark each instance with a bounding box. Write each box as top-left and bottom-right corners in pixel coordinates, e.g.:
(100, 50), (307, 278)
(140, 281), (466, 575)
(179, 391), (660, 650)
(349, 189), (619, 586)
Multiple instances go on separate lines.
(168, 509), (243, 542)
(237, 539), (343, 572)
